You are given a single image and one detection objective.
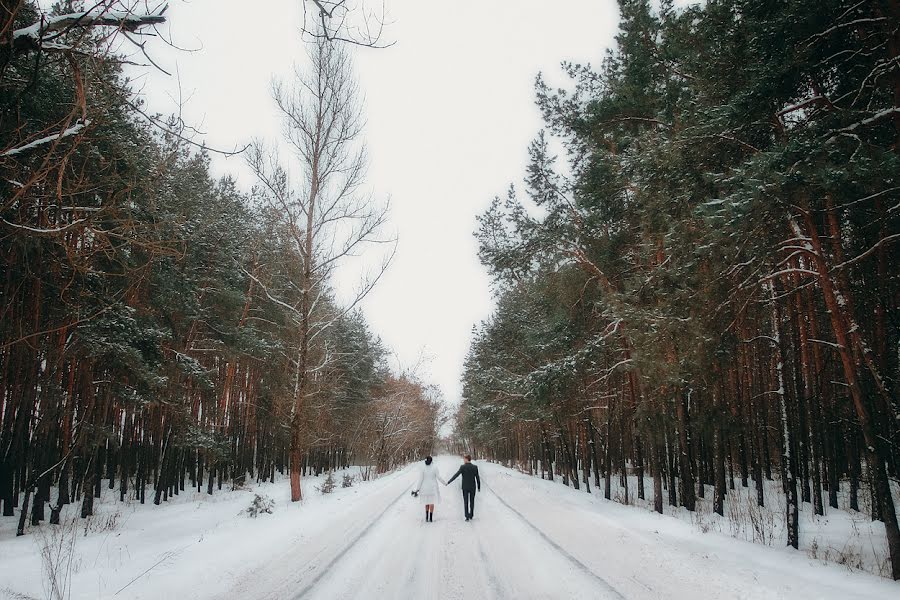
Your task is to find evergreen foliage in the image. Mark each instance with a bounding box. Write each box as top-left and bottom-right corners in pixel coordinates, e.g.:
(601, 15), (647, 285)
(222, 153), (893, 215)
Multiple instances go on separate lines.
(0, 2), (439, 535)
(461, 0), (900, 578)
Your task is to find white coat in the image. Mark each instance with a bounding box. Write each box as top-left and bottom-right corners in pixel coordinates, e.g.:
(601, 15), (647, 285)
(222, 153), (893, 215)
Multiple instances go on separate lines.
(414, 463), (445, 505)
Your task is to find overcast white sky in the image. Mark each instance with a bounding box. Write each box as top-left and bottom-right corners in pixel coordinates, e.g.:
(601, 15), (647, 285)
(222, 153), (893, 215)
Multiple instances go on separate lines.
(131, 0), (624, 407)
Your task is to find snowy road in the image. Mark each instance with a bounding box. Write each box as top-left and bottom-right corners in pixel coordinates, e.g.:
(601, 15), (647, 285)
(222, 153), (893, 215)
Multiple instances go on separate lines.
(295, 465), (622, 599)
(230, 456), (898, 600)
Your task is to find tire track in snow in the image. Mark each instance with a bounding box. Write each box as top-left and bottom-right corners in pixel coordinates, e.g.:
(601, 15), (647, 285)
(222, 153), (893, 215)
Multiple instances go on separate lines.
(474, 533), (509, 599)
(291, 483), (412, 600)
(487, 486), (626, 600)
(400, 514), (429, 595)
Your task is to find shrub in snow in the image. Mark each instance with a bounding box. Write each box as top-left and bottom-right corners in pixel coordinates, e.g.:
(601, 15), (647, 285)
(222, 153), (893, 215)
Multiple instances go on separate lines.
(342, 473), (354, 488)
(726, 492), (776, 545)
(246, 494), (275, 517)
(36, 515), (79, 600)
(318, 471), (336, 494)
(83, 510), (122, 535)
(807, 537), (867, 572)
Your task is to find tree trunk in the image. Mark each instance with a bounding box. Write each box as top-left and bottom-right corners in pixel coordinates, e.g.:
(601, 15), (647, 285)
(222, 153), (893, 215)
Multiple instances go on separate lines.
(771, 280), (799, 549)
(80, 454), (94, 519)
(653, 435), (664, 514)
(587, 413), (601, 488)
(797, 213), (900, 578)
(713, 425), (725, 517)
(676, 390), (695, 511)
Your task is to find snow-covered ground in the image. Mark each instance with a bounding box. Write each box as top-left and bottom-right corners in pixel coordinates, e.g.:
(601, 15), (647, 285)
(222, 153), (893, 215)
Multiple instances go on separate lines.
(1, 456), (898, 599)
(513, 461), (897, 578)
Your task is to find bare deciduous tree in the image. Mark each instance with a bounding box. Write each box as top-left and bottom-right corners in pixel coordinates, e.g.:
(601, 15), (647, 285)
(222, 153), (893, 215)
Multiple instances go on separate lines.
(363, 377), (443, 474)
(247, 35), (393, 502)
(302, 0), (392, 48)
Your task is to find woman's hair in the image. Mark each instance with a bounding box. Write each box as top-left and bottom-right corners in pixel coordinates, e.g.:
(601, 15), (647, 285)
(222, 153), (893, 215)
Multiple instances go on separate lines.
(424, 456), (433, 465)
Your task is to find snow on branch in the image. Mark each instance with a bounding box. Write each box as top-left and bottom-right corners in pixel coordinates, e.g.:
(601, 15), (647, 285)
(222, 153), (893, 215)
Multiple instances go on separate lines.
(831, 233), (900, 271)
(803, 16), (888, 47)
(777, 95), (826, 117)
(587, 358), (633, 388)
(833, 108), (900, 135)
(828, 187), (899, 211)
(0, 217), (87, 235)
(807, 338), (843, 349)
(1, 119), (91, 157)
(757, 268), (819, 283)
(10, 5), (168, 55)
(742, 335), (778, 345)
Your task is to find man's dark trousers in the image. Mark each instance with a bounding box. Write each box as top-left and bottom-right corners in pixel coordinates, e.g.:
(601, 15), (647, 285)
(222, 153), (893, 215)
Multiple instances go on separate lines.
(463, 489), (476, 519)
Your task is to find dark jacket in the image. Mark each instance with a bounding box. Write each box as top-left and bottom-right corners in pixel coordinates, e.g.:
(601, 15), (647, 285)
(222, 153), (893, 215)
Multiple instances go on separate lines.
(447, 462), (481, 492)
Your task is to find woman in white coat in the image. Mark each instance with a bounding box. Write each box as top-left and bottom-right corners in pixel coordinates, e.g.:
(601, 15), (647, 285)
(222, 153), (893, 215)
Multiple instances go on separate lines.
(413, 456), (445, 522)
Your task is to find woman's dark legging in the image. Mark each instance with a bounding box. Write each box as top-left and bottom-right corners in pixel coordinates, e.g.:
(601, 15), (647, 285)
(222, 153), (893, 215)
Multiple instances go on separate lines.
(463, 490), (476, 519)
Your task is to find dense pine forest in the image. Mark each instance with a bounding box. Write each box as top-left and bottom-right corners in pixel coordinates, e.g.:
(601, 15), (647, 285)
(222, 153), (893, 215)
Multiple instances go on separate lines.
(0, 0), (439, 539)
(2, 0), (900, 594)
(457, 0), (900, 579)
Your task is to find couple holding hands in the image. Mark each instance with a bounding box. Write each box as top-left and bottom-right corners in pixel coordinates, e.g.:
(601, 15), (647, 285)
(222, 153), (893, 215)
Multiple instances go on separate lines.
(413, 455), (481, 522)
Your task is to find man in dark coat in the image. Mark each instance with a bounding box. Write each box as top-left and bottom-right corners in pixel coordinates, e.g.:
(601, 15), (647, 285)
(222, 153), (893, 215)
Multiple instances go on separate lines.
(446, 454), (481, 521)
